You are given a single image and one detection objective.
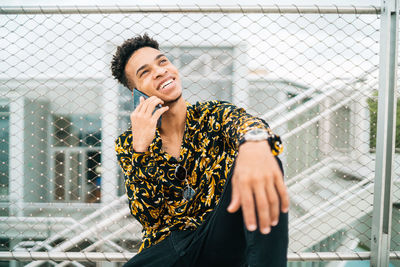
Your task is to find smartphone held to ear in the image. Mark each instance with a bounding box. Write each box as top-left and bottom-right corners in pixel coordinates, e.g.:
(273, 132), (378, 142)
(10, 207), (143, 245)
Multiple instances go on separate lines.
(132, 88), (162, 128)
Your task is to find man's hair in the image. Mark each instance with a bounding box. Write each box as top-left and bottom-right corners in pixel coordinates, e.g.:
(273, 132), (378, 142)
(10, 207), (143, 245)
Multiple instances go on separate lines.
(110, 33), (159, 90)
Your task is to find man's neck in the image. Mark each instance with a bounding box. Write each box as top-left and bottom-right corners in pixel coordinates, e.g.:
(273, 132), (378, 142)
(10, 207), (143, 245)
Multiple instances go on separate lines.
(159, 96), (187, 138)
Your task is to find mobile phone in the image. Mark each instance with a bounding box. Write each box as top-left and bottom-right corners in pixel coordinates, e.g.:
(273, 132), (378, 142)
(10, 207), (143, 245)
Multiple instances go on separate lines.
(132, 88), (162, 128)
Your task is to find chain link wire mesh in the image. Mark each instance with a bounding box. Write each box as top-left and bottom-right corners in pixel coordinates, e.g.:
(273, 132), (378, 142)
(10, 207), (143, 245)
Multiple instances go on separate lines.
(0, 4), (399, 266)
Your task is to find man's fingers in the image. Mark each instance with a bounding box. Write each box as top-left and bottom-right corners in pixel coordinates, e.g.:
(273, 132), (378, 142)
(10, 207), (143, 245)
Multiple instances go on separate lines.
(239, 182), (257, 232)
(152, 106), (169, 121)
(254, 184), (271, 234)
(142, 96), (163, 114)
(134, 96), (145, 113)
(139, 96), (156, 114)
(265, 177), (280, 227)
(227, 175), (240, 213)
(275, 171), (290, 213)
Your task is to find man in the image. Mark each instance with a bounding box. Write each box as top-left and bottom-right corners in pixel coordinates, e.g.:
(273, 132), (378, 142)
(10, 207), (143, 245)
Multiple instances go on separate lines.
(111, 34), (289, 267)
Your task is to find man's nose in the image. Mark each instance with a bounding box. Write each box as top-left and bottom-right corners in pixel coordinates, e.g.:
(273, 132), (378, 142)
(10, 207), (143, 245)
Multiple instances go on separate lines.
(153, 65), (167, 79)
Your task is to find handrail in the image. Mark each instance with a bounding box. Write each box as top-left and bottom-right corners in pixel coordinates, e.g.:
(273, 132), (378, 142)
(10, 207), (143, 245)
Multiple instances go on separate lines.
(281, 89), (369, 140)
(26, 207), (131, 267)
(52, 208), (130, 252)
(289, 174), (373, 227)
(285, 157), (333, 187)
(0, 5), (381, 15)
(263, 65), (378, 125)
(0, 217), (77, 224)
(24, 195), (129, 267)
(289, 178), (375, 250)
(82, 223), (136, 253)
(30, 195), (126, 251)
(56, 223), (139, 267)
(2, 251), (400, 262)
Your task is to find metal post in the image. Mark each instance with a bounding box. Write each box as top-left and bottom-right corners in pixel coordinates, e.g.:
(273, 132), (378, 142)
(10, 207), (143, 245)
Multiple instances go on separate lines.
(371, 0), (399, 266)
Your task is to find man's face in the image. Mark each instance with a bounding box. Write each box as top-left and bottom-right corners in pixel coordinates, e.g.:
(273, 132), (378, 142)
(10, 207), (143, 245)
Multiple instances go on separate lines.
(125, 47), (182, 102)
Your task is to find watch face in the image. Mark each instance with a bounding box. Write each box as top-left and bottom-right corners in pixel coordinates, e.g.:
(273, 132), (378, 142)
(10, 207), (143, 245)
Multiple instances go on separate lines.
(252, 129), (265, 135)
(246, 128), (269, 141)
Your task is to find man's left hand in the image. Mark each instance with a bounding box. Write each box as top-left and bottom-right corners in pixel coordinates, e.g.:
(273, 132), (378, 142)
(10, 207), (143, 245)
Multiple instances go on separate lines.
(227, 140), (289, 234)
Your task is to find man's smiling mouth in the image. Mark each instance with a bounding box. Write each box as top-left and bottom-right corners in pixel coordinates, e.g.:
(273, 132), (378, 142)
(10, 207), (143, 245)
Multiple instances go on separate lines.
(159, 78), (174, 90)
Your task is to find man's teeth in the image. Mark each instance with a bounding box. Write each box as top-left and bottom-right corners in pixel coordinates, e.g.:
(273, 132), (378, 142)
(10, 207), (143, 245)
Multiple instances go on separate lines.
(160, 79), (173, 89)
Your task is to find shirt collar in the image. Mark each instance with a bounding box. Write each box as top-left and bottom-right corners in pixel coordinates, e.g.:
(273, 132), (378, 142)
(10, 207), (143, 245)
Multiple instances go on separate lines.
(186, 101), (200, 131)
(149, 101), (196, 156)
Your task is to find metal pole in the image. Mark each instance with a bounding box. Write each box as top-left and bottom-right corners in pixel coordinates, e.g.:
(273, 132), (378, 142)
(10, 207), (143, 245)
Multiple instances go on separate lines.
(2, 251), (400, 262)
(0, 5), (381, 15)
(371, 0), (399, 266)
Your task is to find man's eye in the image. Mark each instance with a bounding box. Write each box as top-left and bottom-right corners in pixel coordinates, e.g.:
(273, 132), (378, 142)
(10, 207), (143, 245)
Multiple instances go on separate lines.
(160, 59), (167, 64)
(140, 70), (148, 77)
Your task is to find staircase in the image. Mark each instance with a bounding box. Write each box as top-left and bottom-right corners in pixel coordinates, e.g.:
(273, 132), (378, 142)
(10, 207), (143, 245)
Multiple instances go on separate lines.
(16, 196), (142, 267)
(288, 153), (400, 252)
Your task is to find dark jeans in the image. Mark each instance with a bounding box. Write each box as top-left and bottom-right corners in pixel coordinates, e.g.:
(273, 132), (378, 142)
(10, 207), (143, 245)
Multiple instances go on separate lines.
(124, 157), (288, 267)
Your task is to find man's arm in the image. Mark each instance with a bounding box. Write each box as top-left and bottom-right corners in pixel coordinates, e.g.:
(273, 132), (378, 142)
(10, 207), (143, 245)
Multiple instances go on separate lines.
(115, 134), (164, 227)
(227, 141), (288, 234)
(210, 101), (289, 233)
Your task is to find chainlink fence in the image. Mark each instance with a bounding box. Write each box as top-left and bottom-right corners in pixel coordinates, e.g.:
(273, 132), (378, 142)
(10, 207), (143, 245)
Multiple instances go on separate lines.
(0, 4), (399, 267)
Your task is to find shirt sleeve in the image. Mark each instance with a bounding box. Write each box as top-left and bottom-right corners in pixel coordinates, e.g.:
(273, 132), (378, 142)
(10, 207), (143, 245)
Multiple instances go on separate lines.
(115, 132), (164, 229)
(209, 101), (282, 154)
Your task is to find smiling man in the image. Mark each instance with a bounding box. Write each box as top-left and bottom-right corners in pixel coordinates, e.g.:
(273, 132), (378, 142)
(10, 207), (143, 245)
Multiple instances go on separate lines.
(111, 34), (289, 267)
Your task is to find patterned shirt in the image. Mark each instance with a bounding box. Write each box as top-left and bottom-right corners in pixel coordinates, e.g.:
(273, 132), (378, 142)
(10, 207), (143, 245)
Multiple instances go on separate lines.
(115, 100), (281, 252)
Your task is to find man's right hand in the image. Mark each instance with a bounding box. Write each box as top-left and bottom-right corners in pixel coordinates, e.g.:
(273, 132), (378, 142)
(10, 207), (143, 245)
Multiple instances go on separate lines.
(130, 96), (169, 152)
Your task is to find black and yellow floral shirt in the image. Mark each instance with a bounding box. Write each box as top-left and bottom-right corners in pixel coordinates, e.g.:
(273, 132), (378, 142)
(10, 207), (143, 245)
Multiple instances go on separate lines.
(115, 100), (281, 252)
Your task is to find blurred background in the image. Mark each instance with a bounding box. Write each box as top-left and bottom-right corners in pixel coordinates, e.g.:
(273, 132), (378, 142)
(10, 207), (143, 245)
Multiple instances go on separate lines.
(0, 1), (399, 266)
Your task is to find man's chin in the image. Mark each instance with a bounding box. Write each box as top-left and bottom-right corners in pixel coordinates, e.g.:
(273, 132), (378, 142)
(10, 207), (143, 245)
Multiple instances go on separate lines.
(164, 92), (182, 105)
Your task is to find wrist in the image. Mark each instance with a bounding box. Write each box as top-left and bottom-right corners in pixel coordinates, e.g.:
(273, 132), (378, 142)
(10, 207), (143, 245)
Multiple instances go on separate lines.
(238, 140), (271, 154)
(239, 128), (283, 156)
(239, 139), (269, 148)
(132, 142), (148, 153)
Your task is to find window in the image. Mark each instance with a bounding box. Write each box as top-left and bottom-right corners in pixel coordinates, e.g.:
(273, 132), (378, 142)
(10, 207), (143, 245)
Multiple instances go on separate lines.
(51, 114), (101, 202)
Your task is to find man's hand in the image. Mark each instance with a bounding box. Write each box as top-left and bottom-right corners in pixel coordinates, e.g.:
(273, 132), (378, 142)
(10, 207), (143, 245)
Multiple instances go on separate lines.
(131, 96), (169, 152)
(227, 140), (289, 234)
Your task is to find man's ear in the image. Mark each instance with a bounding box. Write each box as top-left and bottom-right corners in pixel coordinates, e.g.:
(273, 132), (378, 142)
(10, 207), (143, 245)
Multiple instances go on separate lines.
(124, 70), (136, 91)
(126, 77), (136, 92)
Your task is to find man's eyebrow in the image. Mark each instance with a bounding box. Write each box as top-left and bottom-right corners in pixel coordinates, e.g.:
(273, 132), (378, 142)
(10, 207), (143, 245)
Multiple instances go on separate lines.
(155, 53), (166, 60)
(136, 64), (148, 77)
(135, 54), (167, 77)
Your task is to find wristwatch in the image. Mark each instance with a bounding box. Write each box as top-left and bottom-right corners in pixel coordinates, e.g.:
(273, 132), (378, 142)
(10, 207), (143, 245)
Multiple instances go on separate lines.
(238, 128), (283, 156)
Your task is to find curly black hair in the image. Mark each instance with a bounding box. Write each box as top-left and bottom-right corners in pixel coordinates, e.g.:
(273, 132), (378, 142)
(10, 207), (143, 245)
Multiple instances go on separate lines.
(110, 33), (159, 90)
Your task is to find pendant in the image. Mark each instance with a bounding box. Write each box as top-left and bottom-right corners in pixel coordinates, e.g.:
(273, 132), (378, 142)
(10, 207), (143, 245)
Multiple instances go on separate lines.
(183, 185), (195, 201)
